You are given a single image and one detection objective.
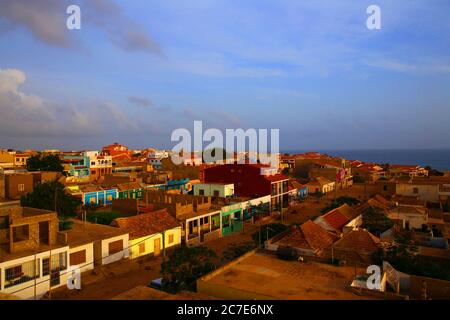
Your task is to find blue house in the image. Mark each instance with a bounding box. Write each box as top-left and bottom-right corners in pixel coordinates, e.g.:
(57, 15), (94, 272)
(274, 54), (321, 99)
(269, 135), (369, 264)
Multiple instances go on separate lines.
(291, 180), (308, 198)
(77, 185), (118, 206)
(166, 178), (190, 192)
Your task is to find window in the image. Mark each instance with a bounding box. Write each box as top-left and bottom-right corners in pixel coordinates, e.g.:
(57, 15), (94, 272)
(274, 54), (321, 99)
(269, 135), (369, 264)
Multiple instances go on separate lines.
(107, 195), (113, 201)
(413, 187), (419, 194)
(13, 225), (29, 242)
(43, 252), (68, 276)
(91, 161), (95, 165)
(18, 184), (25, 192)
(168, 234), (174, 244)
(5, 260), (39, 288)
(199, 189), (205, 196)
(108, 239), (123, 254)
(70, 250), (86, 266)
(89, 197), (96, 204)
(139, 242), (146, 254)
(0, 216), (9, 229)
(213, 190), (220, 197)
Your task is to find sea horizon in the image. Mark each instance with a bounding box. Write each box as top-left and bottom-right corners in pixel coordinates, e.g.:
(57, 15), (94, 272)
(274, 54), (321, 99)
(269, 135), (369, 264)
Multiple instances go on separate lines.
(281, 148), (450, 171)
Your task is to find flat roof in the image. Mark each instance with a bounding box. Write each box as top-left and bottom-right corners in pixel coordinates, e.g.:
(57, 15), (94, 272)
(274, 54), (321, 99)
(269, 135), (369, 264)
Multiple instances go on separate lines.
(199, 252), (377, 300)
(112, 286), (217, 300)
(62, 219), (128, 247)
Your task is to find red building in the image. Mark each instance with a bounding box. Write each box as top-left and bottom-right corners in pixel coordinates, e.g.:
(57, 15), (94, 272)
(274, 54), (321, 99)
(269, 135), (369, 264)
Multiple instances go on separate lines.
(102, 143), (130, 157)
(203, 163), (290, 211)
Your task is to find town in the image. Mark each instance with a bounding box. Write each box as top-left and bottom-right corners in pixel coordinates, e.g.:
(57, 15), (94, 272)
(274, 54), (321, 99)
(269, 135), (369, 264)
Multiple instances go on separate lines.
(1, 144), (449, 300)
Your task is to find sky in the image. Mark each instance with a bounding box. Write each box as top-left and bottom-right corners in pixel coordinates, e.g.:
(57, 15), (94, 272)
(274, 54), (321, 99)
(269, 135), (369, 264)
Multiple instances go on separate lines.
(0, 0), (449, 151)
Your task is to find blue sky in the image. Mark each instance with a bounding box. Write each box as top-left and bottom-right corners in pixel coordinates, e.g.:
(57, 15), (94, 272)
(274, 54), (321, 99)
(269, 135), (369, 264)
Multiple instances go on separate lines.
(0, 0), (449, 151)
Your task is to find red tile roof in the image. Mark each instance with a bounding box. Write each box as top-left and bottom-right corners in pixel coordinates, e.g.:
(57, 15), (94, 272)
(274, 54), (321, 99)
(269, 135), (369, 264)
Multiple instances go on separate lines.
(112, 209), (180, 239)
(333, 229), (380, 253)
(263, 174), (289, 183)
(321, 206), (351, 231)
(278, 221), (338, 251)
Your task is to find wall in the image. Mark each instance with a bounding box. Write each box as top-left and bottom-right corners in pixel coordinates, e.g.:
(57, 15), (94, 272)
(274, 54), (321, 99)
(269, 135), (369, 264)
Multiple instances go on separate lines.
(0, 246), (70, 300)
(396, 183), (439, 202)
(68, 243), (94, 273)
(193, 183), (234, 197)
(409, 275), (450, 300)
(4, 174), (33, 200)
(129, 227), (181, 259)
(100, 234), (129, 265)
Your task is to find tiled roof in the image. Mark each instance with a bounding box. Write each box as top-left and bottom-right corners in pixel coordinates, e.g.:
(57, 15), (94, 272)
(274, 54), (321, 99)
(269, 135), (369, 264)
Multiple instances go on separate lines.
(116, 182), (143, 191)
(278, 221), (338, 251)
(321, 205), (351, 231)
(333, 229), (380, 253)
(263, 174), (289, 183)
(308, 176), (333, 186)
(112, 209), (180, 239)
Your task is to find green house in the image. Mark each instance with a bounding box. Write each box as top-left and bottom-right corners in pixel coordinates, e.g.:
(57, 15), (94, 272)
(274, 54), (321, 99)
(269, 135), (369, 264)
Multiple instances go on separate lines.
(117, 182), (144, 200)
(221, 204), (243, 236)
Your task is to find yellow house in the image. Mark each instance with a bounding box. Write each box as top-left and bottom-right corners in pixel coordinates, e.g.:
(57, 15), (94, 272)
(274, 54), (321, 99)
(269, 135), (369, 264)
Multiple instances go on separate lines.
(111, 209), (181, 259)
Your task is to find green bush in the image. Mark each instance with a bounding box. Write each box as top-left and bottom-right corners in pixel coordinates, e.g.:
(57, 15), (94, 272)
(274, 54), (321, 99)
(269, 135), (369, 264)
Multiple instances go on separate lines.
(321, 196), (360, 214)
(86, 211), (123, 225)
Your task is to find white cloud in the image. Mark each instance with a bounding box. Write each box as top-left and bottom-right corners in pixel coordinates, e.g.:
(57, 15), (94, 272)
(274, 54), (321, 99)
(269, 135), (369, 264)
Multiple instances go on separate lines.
(0, 68), (139, 138)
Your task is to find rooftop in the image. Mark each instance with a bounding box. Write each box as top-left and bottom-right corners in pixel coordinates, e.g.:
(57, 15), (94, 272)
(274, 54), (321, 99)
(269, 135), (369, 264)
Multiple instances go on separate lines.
(198, 251), (377, 300)
(61, 219), (128, 247)
(111, 209), (181, 239)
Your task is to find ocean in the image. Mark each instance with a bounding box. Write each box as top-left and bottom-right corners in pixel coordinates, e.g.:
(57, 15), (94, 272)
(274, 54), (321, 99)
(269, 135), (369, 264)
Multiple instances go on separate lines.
(283, 149), (450, 172)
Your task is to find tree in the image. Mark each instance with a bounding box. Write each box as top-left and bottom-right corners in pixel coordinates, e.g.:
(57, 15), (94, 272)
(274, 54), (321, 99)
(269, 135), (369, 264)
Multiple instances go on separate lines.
(321, 196), (360, 214)
(222, 241), (256, 263)
(353, 175), (366, 183)
(26, 154), (63, 172)
(20, 181), (81, 217)
(252, 223), (288, 245)
(161, 245), (217, 292)
(361, 206), (394, 236)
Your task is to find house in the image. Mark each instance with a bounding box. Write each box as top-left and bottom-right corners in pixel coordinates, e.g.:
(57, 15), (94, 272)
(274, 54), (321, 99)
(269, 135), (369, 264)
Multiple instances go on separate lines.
(387, 206), (428, 230)
(306, 176), (335, 194)
(0, 150), (15, 169)
(203, 163), (289, 211)
(0, 207), (70, 300)
(388, 165), (428, 179)
(111, 209), (181, 259)
(327, 229), (381, 265)
(102, 143), (130, 157)
(84, 151), (113, 180)
(67, 184), (118, 206)
(314, 204), (357, 234)
(61, 153), (91, 181)
(290, 180), (308, 198)
(14, 153), (31, 168)
(116, 182), (144, 200)
(352, 163), (386, 182)
(3, 172), (34, 200)
(395, 178), (448, 203)
(192, 183), (234, 198)
(272, 221), (338, 256)
(295, 156), (353, 189)
(61, 219), (129, 267)
(143, 190), (223, 245)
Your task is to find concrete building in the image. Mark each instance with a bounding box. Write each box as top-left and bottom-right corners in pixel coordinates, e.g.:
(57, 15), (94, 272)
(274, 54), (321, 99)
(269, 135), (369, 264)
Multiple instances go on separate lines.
(203, 163), (289, 212)
(3, 173), (34, 200)
(192, 183), (234, 198)
(0, 207), (69, 300)
(111, 209), (181, 259)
